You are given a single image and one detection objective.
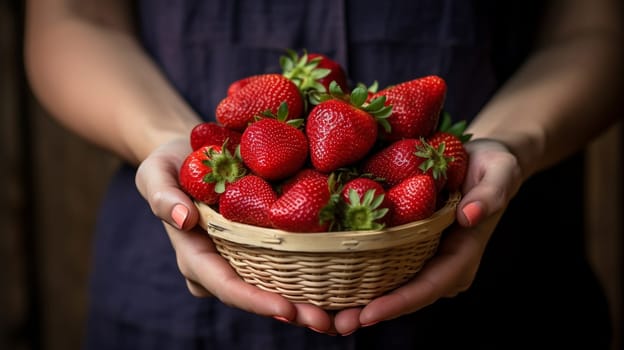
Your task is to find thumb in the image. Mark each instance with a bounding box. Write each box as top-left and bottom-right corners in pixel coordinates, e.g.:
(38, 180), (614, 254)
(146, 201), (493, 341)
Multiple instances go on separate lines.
(456, 139), (523, 227)
(135, 138), (200, 230)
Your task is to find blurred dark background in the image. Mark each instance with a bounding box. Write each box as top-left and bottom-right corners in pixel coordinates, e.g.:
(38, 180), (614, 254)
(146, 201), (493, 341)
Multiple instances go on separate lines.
(1, 1), (622, 349)
(1, 1), (120, 349)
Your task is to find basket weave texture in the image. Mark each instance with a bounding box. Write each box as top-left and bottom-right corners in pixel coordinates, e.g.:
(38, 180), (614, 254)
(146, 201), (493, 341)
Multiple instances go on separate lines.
(196, 191), (461, 310)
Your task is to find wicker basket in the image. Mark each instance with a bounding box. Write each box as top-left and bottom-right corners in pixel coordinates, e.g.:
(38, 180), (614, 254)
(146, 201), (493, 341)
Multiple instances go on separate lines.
(195, 191), (461, 310)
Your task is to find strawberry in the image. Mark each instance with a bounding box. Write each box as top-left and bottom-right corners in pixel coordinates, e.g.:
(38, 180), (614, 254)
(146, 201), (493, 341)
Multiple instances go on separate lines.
(218, 174), (278, 228)
(178, 144), (246, 205)
(189, 121), (242, 153)
(307, 53), (349, 92)
(239, 103), (308, 181)
(340, 177), (390, 230)
(306, 82), (392, 173)
(226, 75), (262, 96)
(372, 75), (447, 141)
(360, 138), (448, 189)
(281, 49), (349, 93)
(278, 168), (328, 195)
(216, 73), (304, 131)
(427, 113), (472, 192)
(386, 174), (437, 227)
(269, 175), (337, 232)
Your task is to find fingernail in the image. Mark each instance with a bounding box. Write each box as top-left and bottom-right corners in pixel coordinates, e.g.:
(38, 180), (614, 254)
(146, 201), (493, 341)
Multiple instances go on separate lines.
(462, 202), (483, 227)
(361, 321), (379, 328)
(272, 315), (292, 324)
(307, 326), (336, 336)
(341, 329), (357, 336)
(171, 204), (189, 229)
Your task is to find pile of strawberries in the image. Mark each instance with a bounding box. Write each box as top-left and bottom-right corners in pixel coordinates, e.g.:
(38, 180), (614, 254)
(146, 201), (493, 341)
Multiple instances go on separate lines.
(179, 49), (470, 233)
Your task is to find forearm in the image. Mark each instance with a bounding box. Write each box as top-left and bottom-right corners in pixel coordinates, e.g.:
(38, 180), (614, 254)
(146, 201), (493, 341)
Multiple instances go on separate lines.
(467, 0), (623, 180)
(24, 1), (200, 165)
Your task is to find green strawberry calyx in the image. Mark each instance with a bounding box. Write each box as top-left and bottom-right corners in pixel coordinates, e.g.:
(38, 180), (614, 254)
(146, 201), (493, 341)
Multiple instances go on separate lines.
(353, 80), (379, 95)
(437, 112), (473, 143)
(414, 138), (452, 181)
(280, 48), (330, 94)
(341, 189), (389, 231)
(202, 141), (247, 193)
(258, 101), (304, 129)
(311, 81), (393, 133)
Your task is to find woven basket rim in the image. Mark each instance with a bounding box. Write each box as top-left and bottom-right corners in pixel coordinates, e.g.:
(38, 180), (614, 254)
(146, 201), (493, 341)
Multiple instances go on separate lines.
(196, 191), (461, 253)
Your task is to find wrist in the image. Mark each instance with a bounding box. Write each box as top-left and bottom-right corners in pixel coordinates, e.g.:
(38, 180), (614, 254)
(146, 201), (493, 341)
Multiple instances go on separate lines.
(467, 125), (545, 181)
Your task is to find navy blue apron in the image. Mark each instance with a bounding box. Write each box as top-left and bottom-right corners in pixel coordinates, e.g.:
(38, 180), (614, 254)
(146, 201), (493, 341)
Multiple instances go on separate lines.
(84, 1), (612, 349)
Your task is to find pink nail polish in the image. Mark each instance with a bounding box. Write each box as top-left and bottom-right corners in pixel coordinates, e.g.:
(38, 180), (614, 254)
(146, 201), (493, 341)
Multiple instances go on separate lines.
(341, 329), (357, 336)
(307, 326), (324, 334)
(462, 202), (483, 227)
(361, 320), (379, 328)
(171, 204), (189, 229)
(307, 326), (336, 336)
(272, 315), (291, 324)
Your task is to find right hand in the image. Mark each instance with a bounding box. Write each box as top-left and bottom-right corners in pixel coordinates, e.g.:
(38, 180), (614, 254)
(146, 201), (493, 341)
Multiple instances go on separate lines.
(135, 138), (338, 334)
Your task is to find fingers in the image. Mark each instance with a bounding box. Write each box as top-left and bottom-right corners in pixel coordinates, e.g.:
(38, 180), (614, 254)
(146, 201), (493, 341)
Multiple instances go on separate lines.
(137, 139), (340, 329)
(357, 218), (496, 326)
(166, 224), (298, 321)
(356, 260), (456, 324)
(185, 279), (213, 297)
(138, 136), (524, 334)
(325, 138), (523, 331)
(292, 303), (335, 334)
(135, 138), (199, 230)
(457, 138), (522, 227)
(175, 226), (338, 330)
(332, 308), (363, 335)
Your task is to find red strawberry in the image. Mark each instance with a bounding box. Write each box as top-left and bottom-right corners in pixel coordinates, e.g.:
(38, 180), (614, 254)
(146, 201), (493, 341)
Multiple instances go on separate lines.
(306, 83), (391, 173)
(386, 174), (437, 227)
(279, 168), (328, 195)
(216, 73), (304, 131)
(341, 177), (387, 204)
(427, 113), (472, 192)
(239, 103), (308, 181)
(269, 175), (337, 232)
(226, 75), (262, 96)
(340, 177), (390, 230)
(218, 174), (278, 228)
(307, 53), (349, 92)
(178, 145), (246, 205)
(281, 49), (349, 93)
(372, 75), (447, 141)
(190, 121), (242, 153)
(361, 138), (448, 189)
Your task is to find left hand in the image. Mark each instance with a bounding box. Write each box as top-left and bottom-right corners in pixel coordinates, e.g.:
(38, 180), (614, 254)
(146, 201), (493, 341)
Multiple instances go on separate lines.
(331, 138), (523, 335)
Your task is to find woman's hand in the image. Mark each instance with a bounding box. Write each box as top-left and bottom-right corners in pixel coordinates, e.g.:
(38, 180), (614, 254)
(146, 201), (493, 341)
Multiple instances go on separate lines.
(134, 138), (338, 333)
(332, 139), (524, 335)
(133, 137), (524, 336)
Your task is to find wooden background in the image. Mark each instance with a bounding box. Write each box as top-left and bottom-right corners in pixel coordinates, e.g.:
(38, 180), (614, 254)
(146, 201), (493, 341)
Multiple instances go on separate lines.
(1, 2), (120, 349)
(1, 1), (622, 349)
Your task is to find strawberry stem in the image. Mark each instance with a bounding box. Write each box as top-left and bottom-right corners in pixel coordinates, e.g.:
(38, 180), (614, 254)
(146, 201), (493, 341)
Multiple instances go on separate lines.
(438, 112), (473, 143)
(341, 189), (388, 231)
(202, 144), (246, 193)
(414, 138), (451, 181)
(281, 48), (330, 93)
(311, 81), (393, 133)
